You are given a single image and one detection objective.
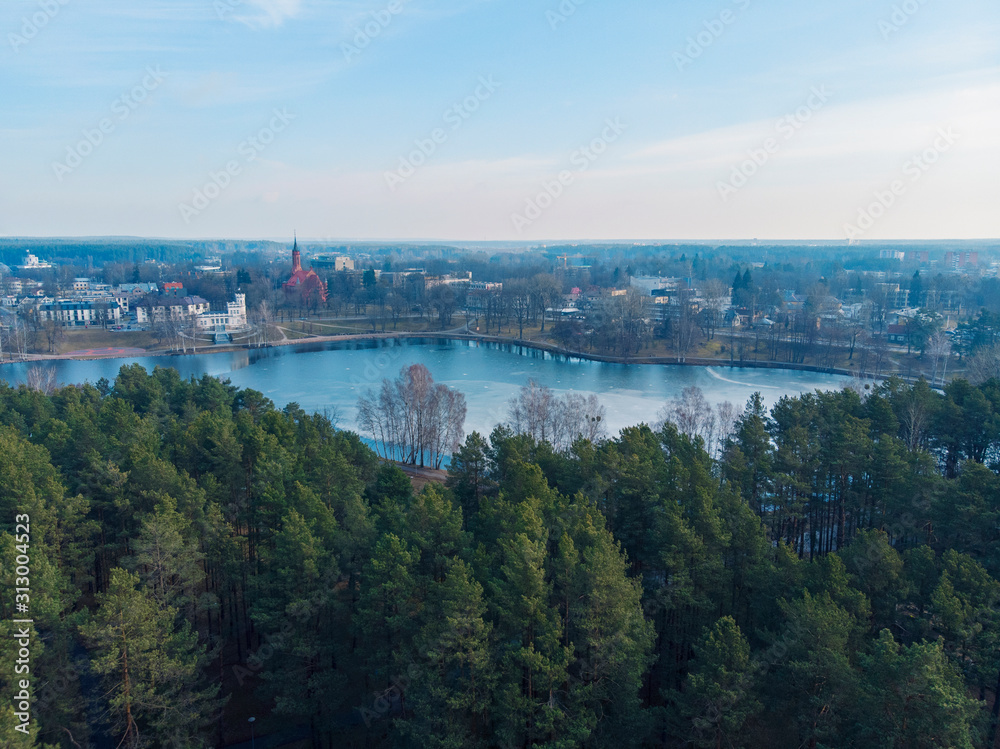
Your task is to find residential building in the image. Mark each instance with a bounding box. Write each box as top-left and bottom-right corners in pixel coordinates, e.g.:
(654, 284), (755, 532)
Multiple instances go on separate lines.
(873, 283), (908, 309)
(136, 295), (211, 324)
(886, 324), (909, 344)
(630, 276), (693, 297)
(113, 283), (158, 297)
(312, 254), (355, 271)
(944, 251), (979, 270)
(38, 299), (122, 326)
(425, 272), (472, 289)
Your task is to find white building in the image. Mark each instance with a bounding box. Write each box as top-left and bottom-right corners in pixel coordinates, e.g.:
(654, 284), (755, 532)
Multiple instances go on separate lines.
(135, 293), (247, 333)
(195, 294), (247, 331)
(19, 254), (52, 270)
(136, 296), (212, 324)
(469, 281), (503, 292)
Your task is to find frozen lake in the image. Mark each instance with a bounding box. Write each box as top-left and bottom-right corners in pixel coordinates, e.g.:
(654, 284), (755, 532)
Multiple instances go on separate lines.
(0, 338), (854, 437)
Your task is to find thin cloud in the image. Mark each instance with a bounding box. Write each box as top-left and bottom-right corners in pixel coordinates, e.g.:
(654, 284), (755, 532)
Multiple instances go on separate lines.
(232, 0), (303, 28)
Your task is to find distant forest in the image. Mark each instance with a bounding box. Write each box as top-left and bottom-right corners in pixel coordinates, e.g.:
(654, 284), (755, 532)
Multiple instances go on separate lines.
(2, 365), (1000, 747)
(0, 239), (287, 269)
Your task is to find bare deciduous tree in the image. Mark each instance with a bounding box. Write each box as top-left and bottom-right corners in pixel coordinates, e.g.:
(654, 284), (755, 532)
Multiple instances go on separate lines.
(656, 385), (737, 459)
(965, 343), (1000, 385)
(26, 365), (59, 394)
(506, 380), (606, 451)
(357, 364), (467, 468)
(251, 300), (275, 348)
(927, 331), (952, 386)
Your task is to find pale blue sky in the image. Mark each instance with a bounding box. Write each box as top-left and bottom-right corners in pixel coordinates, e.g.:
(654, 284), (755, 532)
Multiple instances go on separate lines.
(1, 0), (997, 240)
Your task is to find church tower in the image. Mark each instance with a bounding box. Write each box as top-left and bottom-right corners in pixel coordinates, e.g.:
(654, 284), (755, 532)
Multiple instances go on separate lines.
(282, 234), (328, 304)
(292, 233), (302, 273)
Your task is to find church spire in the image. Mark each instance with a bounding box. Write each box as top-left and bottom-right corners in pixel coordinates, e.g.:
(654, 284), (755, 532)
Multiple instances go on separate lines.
(292, 233), (302, 273)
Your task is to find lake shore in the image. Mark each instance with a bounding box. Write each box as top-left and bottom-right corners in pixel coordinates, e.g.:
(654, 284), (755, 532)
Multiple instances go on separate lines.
(0, 328), (884, 380)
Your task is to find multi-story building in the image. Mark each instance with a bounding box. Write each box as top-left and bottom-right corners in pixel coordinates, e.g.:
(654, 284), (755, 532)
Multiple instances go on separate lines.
(136, 295), (211, 324)
(38, 299), (123, 326)
(944, 251), (979, 270)
(630, 276), (696, 300)
(873, 283), (908, 309)
(18, 254), (52, 270)
(195, 294), (247, 330)
(425, 272), (472, 289)
(312, 254), (355, 271)
(113, 283), (158, 297)
(135, 294), (246, 333)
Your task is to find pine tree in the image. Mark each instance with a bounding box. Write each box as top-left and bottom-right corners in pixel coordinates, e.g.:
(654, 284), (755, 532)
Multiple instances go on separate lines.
(677, 616), (760, 749)
(124, 496), (205, 614)
(446, 431), (494, 526)
(81, 568), (222, 748)
(253, 510), (346, 742)
(725, 393), (773, 517)
(489, 503), (576, 747)
(769, 590), (859, 747)
(403, 559), (495, 749)
(571, 521), (655, 746)
(354, 534), (420, 696)
(852, 630), (979, 748)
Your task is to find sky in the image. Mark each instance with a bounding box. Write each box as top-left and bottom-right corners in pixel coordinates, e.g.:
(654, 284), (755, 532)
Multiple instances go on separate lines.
(1, 0), (998, 241)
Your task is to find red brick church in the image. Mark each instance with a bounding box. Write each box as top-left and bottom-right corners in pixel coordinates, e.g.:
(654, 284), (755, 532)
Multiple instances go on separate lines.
(282, 236), (328, 304)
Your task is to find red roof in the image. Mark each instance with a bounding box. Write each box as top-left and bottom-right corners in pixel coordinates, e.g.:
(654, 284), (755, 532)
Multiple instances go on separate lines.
(285, 269), (316, 285)
(283, 267), (328, 302)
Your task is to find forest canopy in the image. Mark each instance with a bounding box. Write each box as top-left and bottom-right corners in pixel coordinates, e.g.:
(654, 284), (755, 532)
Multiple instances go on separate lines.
(0, 364), (999, 748)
